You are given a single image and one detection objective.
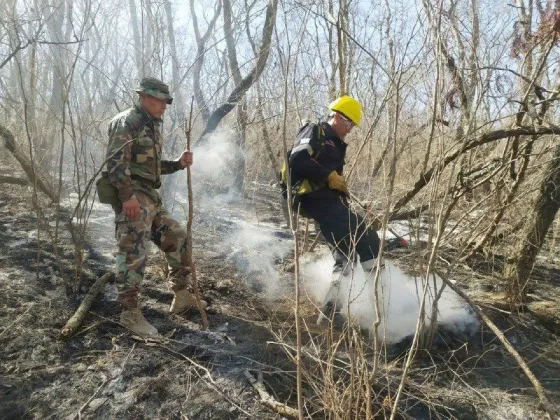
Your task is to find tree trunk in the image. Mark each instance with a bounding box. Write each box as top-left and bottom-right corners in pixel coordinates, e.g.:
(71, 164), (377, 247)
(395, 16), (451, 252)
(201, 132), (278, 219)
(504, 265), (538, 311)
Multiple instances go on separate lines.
(223, 0), (248, 189)
(190, 0), (222, 124)
(128, 0), (145, 76)
(46, 0), (66, 118)
(504, 143), (560, 303)
(256, 84), (279, 179)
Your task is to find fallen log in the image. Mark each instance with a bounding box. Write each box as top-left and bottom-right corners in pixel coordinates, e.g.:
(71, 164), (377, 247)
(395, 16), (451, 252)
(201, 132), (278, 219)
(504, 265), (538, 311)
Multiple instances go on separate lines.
(0, 175), (29, 185)
(60, 272), (114, 339)
(389, 204), (429, 221)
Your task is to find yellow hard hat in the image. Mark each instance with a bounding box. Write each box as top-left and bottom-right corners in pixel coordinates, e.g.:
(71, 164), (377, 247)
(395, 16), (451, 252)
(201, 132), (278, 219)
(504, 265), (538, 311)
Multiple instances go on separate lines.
(328, 95), (362, 125)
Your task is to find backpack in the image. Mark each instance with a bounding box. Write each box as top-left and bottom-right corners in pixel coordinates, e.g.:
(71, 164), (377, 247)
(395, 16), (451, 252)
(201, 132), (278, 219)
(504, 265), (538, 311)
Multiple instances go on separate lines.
(280, 122), (325, 202)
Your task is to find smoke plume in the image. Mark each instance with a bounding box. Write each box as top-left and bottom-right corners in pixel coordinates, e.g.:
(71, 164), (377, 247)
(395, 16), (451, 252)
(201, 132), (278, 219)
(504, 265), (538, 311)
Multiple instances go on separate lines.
(188, 131), (291, 298)
(301, 251), (479, 343)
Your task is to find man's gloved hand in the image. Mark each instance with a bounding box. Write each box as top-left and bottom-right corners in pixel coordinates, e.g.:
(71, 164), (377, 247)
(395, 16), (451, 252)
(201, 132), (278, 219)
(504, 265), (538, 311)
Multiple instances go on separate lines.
(327, 171), (349, 194)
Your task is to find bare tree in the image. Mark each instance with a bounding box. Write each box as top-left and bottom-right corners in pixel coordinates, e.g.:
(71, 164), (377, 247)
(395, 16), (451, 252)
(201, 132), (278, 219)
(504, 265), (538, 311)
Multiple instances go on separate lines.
(222, 0), (248, 187)
(198, 0), (279, 141)
(190, 0), (222, 124)
(128, 0), (148, 76)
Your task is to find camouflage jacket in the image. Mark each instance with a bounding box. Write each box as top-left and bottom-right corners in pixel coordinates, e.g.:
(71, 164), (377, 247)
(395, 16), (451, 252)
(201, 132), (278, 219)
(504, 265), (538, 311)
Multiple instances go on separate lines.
(106, 105), (182, 203)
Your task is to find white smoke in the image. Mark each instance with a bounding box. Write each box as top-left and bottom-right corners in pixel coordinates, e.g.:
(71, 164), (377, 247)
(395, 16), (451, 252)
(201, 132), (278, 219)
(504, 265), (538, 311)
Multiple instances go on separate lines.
(190, 129), (243, 209)
(164, 129), (243, 217)
(181, 130), (291, 298)
(225, 222), (291, 298)
(192, 131), (240, 186)
(301, 251), (479, 343)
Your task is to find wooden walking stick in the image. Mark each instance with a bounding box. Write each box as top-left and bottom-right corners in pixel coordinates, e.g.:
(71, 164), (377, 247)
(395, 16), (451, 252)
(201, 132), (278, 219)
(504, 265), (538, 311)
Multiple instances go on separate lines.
(184, 98), (209, 330)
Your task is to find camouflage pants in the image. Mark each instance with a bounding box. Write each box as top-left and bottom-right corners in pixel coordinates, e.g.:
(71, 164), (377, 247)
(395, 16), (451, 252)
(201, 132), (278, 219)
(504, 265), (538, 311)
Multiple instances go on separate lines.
(114, 191), (190, 308)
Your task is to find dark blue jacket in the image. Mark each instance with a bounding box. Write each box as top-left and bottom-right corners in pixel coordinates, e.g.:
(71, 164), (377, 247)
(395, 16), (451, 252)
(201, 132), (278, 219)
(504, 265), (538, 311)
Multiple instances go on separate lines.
(289, 122), (347, 200)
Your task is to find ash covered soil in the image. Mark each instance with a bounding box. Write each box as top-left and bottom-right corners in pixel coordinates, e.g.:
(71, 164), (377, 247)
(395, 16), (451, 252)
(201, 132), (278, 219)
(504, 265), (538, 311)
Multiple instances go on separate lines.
(1, 174), (560, 419)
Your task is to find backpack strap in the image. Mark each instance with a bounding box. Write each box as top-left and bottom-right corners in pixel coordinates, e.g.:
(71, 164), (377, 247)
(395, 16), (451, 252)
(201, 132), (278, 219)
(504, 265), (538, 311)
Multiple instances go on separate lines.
(310, 123), (325, 159)
(280, 122), (326, 197)
(288, 122), (325, 159)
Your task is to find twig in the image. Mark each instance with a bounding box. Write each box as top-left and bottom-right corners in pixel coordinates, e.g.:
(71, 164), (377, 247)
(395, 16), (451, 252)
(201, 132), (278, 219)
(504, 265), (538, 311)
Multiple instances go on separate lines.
(304, 232), (323, 254)
(60, 272), (114, 339)
(73, 378), (111, 420)
(121, 343), (136, 369)
(435, 269), (559, 419)
(75, 321), (102, 336)
(159, 343), (216, 384)
(159, 343), (252, 416)
(476, 302), (512, 315)
(348, 191), (407, 243)
(244, 370), (299, 419)
(302, 219), (310, 251)
(0, 303), (34, 338)
(293, 206), (304, 420)
(184, 97), (209, 329)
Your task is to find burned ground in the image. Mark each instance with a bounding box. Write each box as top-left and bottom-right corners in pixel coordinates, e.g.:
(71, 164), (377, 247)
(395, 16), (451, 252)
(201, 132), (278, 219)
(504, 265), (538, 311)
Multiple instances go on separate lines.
(1, 177), (560, 419)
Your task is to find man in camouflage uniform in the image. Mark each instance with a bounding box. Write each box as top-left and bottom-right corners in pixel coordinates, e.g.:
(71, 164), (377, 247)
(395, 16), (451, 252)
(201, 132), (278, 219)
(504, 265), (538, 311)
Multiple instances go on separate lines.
(105, 77), (205, 337)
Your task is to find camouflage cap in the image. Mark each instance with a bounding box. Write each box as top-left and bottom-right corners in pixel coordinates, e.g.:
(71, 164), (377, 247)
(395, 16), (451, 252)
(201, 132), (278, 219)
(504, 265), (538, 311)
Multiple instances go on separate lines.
(134, 77), (173, 105)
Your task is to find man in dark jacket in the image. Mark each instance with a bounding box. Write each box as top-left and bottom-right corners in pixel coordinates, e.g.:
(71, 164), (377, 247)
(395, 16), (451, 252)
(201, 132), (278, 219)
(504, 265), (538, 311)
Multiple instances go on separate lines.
(286, 96), (380, 324)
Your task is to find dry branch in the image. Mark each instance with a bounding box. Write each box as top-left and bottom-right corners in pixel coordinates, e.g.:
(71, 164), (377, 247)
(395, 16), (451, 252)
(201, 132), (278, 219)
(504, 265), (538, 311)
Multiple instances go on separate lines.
(196, 0), (278, 142)
(0, 304), (34, 339)
(60, 272), (114, 339)
(0, 124), (58, 202)
(435, 269), (559, 419)
(244, 370), (299, 419)
(190, 0), (222, 123)
(159, 342), (252, 416)
(391, 125), (560, 215)
(72, 377), (111, 420)
(305, 231), (323, 254)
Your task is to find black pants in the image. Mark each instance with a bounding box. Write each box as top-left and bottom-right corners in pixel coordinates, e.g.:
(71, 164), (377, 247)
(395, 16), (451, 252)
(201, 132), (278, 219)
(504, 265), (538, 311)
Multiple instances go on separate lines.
(300, 196), (380, 271)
